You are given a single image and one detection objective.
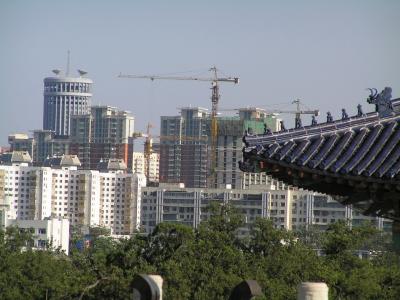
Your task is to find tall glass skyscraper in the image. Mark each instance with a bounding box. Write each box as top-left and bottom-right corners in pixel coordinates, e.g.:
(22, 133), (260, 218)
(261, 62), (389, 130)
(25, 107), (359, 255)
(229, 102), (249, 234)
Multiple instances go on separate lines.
(43, 70), (92, 136)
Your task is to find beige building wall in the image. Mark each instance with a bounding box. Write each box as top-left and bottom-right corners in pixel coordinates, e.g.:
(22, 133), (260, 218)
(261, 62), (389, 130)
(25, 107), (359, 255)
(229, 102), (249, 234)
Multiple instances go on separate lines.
(132, 152), (159, 182)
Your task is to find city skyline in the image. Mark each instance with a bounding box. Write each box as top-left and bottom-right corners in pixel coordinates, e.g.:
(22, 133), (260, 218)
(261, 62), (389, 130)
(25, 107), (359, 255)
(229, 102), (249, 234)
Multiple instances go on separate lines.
(1, 2), (399, 297)
(1, 0), (400, 145)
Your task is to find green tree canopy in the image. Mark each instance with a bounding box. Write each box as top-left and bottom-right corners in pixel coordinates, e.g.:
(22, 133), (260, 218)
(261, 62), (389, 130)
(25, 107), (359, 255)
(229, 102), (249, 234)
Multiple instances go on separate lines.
(0, 210), (399, 299)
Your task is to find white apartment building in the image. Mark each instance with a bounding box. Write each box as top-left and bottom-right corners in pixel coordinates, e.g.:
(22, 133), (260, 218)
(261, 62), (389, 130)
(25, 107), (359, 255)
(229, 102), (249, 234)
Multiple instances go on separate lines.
(0, 200), (69, 254)
(140, 184), (390, 235)
(0, 152), (53, 221)
(4, 218), (70, 254)
(51, 168), (101, 227)
(241, 172), (288, 190)
(132, 152), (159, 182)
(0, 152), (146, 235)
(98, 168), (146, 234)
(141, 185), (299, 234)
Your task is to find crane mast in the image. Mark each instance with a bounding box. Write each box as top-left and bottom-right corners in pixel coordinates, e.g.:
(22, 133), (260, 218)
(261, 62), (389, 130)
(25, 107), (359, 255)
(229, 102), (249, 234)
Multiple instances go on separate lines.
(144, 123), (153, 182)
(132, 123), (153, 182)
(118, 67), (239, 187)
(210, 67), (220, 187)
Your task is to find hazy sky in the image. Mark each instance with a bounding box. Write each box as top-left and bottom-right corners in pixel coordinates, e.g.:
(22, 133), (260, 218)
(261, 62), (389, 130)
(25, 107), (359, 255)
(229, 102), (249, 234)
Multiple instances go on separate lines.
(1, 0), (399, 145)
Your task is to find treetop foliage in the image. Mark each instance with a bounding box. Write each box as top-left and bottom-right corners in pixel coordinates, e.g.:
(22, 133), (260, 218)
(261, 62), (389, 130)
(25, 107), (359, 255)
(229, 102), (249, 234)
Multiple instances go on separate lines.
(0, 205), (398, 299)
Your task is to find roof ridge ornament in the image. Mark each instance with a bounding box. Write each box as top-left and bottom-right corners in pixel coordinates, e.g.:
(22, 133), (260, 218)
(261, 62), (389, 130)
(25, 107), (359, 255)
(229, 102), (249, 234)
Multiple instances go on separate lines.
(357, 104), (364, 117)
(326, 112), (333, 123)
(367, 87), (394, 117)
(311, 115), (318, 126)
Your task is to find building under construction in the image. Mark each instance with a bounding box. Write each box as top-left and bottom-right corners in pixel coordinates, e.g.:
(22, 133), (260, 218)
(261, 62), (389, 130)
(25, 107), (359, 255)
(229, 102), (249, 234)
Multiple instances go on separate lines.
(159, 107), (280, 188)
(70, 106), (135, 169)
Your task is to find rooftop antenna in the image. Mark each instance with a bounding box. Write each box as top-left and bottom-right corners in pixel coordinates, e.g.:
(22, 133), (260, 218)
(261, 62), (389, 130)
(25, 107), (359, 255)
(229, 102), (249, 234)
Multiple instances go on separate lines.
(66, 50), (70, 76)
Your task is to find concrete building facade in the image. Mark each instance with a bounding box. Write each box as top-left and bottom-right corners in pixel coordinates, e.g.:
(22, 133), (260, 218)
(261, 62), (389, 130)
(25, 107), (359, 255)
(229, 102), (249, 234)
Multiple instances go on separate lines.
(132, 152), (160, 182)
(43, 70), (92, 136)
(3, 217), (70, 254)
(140, 185), (391, 235)
(159, 107), (280, 189)
(8, 131), (71, 165)
(8, 134), (34, 157)
(33, 130), (71, 163)
(10, 105), (135, 170)
(214, 108), (280, 189)
(0, 153), (146, 235)
(160, 108), (209, 188)
(70, 106), (135, 170)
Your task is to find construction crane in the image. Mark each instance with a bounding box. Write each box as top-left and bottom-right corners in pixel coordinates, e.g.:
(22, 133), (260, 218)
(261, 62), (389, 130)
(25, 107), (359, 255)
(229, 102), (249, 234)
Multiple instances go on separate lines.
(220, 99), (319, 129)
(132, 123), (210, 182)
(132, 123), (153, 182)
(277, 99), (319, 129)
(118, 67), (239, 185)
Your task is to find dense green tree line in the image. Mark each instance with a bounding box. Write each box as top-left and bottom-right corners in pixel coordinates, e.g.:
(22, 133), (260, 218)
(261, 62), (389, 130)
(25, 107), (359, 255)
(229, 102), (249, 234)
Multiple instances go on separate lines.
(0, 205), (399, 299)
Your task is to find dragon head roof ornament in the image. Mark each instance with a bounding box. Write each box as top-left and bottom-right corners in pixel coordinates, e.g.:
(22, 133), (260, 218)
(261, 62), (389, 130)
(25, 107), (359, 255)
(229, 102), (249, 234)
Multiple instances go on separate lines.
(367, 87), (394, 117)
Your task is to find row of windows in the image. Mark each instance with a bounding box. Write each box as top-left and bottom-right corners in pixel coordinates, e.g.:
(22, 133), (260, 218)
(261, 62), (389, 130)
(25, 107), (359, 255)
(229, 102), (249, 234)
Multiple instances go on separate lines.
(44, 82), (91, 93)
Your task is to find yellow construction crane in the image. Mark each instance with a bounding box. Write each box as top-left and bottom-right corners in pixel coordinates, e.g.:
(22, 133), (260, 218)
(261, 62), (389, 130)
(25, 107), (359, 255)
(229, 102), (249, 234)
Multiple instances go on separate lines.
(132, 123), (209, 182)
(118, 67), (239, 184)
(132, 123), (153, 182)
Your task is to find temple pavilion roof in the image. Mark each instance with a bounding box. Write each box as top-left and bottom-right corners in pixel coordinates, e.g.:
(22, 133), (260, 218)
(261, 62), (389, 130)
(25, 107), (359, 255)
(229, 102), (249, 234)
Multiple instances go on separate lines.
(240, 87), (400, 220)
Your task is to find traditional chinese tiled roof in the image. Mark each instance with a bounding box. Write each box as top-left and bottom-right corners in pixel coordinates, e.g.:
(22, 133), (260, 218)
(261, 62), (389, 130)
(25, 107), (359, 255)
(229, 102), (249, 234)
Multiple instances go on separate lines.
(240, 88), (400, 220)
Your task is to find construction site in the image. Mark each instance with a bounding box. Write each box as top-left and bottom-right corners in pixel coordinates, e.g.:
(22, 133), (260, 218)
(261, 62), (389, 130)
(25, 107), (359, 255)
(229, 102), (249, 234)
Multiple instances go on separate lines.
(119, 67), (319, 189)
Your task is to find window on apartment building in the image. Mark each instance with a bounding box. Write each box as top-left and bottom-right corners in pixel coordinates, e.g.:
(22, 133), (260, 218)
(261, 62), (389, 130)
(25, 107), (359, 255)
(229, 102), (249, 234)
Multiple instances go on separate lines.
(37, 240), (47, 248)
(38, 228), (47, 234)
(280, 195), (285, 199)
